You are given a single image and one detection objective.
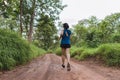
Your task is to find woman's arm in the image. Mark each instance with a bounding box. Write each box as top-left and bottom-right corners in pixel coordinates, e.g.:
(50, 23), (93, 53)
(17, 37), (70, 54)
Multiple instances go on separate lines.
(59, 30), (64, 40)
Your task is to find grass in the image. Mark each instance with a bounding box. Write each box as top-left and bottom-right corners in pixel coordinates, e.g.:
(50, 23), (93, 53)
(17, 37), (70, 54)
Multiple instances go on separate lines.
(96, 43), (120, 66)
(0, 29), (46, 70)
(55, 43), (120, 67)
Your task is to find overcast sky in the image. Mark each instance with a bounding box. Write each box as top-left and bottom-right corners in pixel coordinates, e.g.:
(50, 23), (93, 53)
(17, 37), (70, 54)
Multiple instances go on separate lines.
(59, 0), (120, 26)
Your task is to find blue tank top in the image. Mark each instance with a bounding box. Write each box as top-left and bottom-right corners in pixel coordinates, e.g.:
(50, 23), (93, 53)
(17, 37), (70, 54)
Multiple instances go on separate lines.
(61, 29), (71, 44)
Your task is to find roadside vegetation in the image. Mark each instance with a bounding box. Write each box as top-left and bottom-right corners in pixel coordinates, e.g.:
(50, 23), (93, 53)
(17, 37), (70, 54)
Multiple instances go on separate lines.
(0, 0), (64, 71)
(0, 0), (120, 70)
(55, 13), (120, 67)
(0, 29), (46, 70)
(55, 44), (120, 67)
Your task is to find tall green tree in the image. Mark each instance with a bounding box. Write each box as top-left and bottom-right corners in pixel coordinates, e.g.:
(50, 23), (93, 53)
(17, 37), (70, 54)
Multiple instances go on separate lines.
(73, 17), (100, 47)
(0, 0), (65, 42)
(73, 13), (120, 47)
(35, 14), (57, 50)
(27, 0), (36, 42)
(0, 0), (19, 30)
(23, 0), (65, 42)
(20, 0), (23, 35)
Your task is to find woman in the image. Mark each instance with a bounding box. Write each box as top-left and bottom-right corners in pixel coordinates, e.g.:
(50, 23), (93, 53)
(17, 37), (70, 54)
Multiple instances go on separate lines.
(59, 23), (71, 71)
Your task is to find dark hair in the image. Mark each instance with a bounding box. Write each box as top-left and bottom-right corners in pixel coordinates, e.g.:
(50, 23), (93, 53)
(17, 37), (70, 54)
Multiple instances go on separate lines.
(63, 23), (69, 29)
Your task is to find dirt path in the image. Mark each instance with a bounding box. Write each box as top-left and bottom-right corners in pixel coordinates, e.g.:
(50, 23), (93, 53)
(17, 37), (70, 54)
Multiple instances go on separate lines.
(0, 54), (120, 80)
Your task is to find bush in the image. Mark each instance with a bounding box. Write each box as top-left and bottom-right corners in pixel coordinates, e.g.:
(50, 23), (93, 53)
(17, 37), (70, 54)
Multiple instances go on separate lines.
(1, 57), (16, 70)
(0, 62), (3, 70)
(0, 29), (46, 70)
(29, 44), (46, 59)
(79, 48), (97, 60)
(73, 48), (97, 60)
(55, 47), (61, 56)
(112, 34), (120, 43)
(96, 43), (120, 66)
(71, 47), (85, 57)
(55, 46), (80, 56)
(72, 43), (120, 67)
(47, 49), (54, 53)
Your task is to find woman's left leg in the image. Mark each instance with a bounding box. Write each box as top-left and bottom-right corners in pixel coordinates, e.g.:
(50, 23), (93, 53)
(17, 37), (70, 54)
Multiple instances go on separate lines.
(66, 48), (70, 64)
(66, 48), (71, 71)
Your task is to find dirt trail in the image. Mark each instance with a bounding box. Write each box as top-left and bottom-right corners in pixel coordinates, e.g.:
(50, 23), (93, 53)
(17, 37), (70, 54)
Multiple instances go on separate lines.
(0, 54), (120, 80)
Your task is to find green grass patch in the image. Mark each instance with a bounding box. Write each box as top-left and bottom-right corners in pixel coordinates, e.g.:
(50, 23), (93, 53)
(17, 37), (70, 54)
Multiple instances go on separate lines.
(54, 47), (61, 56)
(72, 43), (120, 67)
(96, 43), (120, 66)
(79, 48), (97, 60)
(29, 44), (46, 59)
(54, 43), (120, 67)
(0, 29), (46, 70)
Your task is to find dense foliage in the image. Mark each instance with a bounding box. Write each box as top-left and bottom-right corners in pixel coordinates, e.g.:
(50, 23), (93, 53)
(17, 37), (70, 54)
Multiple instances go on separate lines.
(72, 13), (120, 47)
(1, 0), (120, 68)
(0, 0), (64, 71)
(0, 0), (65, 43)
(55, 13), (120, 67)
(34, 14), (57, 50)
(0, 29), (45, 70)
(55, 44), (120, 67)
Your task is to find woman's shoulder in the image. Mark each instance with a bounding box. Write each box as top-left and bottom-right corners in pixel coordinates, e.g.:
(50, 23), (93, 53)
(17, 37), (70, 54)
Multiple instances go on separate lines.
(64, 29), (71, 33)
(67, 29), (71, 32)
(66, 29), (71, 34)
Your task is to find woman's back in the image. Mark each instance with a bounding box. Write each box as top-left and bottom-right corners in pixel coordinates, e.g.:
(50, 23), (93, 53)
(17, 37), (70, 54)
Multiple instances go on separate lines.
(61, 29), (71, 44)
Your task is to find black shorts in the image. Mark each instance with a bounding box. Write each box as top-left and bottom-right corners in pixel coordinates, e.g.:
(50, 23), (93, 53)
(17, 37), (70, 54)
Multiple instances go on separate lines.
(60, 44), (71, 48)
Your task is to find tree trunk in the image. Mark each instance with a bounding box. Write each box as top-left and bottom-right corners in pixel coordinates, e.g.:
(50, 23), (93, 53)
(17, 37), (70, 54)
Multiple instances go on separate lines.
(20, 0), (23, 36)
(28, 0), (36, 42)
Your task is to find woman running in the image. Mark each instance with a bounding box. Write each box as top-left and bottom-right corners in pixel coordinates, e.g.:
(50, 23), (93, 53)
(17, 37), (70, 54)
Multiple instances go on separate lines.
(59, 23), (71, 71)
